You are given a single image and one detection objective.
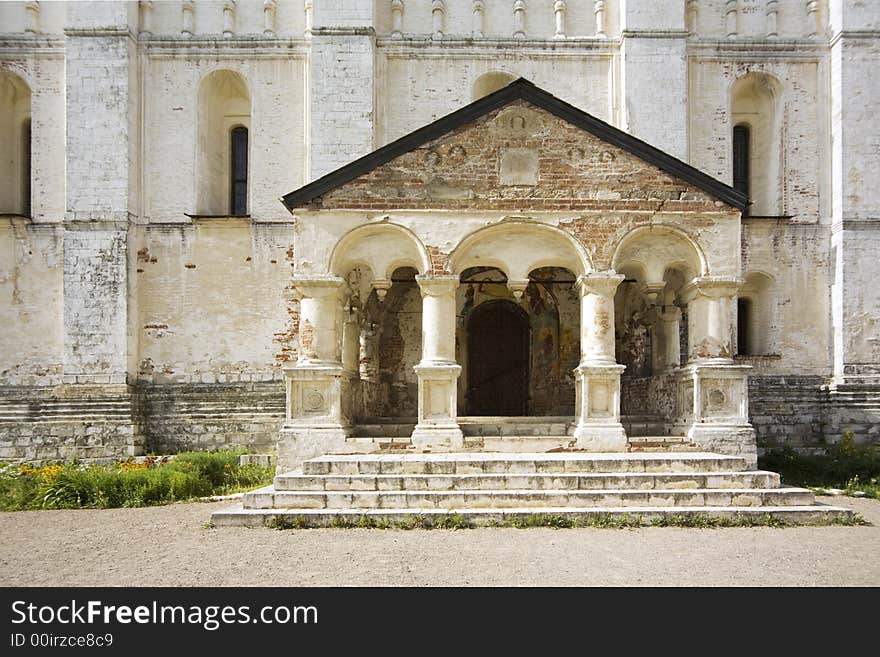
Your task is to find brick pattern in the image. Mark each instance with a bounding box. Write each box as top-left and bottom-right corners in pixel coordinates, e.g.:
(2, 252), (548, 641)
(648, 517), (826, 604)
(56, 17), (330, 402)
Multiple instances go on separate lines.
(318, 100), (726, 215)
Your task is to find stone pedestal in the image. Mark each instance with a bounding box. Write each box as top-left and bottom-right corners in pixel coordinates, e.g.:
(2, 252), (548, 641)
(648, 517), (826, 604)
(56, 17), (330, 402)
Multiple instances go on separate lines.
(573, 272), (627, 451)
(277, 276), (350, 471)
(411, 275), (463, 450)
(278, 364), (351, 471)
(411, 363), (464, 450)
(676, 363), (756, 468)
(573, 364), (627, 450)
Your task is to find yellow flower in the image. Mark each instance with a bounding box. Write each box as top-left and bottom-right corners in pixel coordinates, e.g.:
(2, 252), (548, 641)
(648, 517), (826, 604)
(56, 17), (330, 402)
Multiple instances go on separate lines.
(37, 464), (64, 480)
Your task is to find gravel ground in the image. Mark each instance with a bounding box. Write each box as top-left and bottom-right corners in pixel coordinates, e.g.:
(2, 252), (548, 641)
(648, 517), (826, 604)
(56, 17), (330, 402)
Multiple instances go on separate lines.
(1, 496), (878, 587)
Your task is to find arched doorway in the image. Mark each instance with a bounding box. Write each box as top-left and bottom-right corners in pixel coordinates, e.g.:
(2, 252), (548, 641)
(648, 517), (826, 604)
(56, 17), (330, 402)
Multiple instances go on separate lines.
(466, 300), (529, 415)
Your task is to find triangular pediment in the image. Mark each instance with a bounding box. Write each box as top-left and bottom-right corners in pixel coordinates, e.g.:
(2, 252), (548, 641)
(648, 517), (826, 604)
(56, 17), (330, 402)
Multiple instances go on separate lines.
(282, 79), (747, 213)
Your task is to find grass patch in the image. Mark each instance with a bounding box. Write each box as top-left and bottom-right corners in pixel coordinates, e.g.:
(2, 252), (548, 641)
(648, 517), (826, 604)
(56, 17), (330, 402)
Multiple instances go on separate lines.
(0, 451), (274, 511)
(759, 432), (880, 500)
(264, 510), (865, 530)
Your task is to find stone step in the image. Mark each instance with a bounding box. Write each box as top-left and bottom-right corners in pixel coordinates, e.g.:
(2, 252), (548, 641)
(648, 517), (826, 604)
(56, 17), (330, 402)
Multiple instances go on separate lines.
(463, 436), (575, 452)
(211, 505), (854, 528)
(275, 471), (781, 492)
(350, 424), (417, 438)
(627, 436), (701, 453)
(243, 487), (814, 510)
(459, 419), (575, 437)
(302, 452), (751, 476)
(622, 424), (671, 437)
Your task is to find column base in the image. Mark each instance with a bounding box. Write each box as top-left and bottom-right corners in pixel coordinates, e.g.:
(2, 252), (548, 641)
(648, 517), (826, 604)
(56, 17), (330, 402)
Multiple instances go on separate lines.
(412, 362), (462, 451)
(573, 363), (626, 452)
(573, 423), (628, 452)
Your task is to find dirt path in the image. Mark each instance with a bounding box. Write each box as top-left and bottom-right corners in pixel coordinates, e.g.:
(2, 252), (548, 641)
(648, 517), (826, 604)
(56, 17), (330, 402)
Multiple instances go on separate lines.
(1, 496), (878, 587)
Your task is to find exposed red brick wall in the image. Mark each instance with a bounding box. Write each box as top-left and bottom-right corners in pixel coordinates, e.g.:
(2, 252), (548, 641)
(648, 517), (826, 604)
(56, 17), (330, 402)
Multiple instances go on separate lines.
(317, 100), (732, 217)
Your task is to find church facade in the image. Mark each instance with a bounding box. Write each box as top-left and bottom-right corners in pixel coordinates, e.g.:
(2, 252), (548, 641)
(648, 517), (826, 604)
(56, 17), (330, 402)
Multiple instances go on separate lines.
(1, 0), (878, 466)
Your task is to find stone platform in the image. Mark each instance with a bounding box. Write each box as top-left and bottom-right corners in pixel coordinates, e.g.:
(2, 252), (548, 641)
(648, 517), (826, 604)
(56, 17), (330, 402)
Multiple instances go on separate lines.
(211, 452), (852, 527)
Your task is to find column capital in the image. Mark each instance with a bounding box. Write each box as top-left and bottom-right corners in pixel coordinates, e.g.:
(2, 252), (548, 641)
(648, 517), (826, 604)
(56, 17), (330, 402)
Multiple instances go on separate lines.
(681, 276), (743, 302)
(576, 272), (625, 298)
(416, 274), (459, 297)
(659, 305), (683, 322)
(291, 275), (345, 299)
(507, 279), (530, 300)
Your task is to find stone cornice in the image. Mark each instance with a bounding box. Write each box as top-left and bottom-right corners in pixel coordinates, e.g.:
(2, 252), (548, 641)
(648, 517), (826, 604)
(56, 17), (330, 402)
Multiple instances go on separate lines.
(377, 36), (615, 55)
(144, 35), (309, 58)
(621, 30), (689, 39)
(63, 27), (136, 39)
(831, 218), (880, 233)
(687, 38), (827, 60)
(0, 34), (65, 54)
(829, 30), (880, 47)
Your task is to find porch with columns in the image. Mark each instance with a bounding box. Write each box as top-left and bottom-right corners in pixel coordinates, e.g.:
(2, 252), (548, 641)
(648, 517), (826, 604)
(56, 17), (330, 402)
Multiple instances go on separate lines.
(277, 269), (756, 471)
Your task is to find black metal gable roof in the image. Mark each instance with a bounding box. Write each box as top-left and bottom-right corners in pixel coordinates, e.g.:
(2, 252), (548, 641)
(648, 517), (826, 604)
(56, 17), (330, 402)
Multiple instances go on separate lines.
(282, 78), (748, 211)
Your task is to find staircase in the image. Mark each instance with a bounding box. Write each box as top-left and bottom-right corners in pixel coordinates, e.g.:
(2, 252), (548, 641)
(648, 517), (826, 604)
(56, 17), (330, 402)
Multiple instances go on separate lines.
(211, 451), (853, 527)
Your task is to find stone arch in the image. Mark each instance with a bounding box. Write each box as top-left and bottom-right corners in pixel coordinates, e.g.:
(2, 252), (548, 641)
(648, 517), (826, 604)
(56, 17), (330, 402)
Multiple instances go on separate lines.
(730, 71), (784, 216)
(472, 71), (517, 100)
(0, 69), (31, 215)
(450, 221), (591, 283)
(611, 224), (707, 282)
(329, 222), (431, 280)
(196, 69), (251, 215)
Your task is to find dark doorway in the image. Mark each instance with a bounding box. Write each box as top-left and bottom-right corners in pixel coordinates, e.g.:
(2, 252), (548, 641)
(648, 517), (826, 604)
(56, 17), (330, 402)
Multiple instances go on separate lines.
(466, 300), (530, 416)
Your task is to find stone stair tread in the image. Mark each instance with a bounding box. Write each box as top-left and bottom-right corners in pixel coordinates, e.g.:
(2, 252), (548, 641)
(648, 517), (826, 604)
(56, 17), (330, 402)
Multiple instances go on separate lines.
(218, 504), (849, 516)
(211, 504), (854, 527)
(310, 451), (741, 461)
(258, 487), (811, 497)
(277, 469), (779, 481)
(274, 471), (782, 492)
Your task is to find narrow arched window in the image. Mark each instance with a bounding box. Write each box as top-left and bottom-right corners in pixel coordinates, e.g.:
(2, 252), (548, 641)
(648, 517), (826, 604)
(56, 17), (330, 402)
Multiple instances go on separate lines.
(230, 126), (248, 216)
(737, 297), (752, 356)
(732, 124), (750, 202)
(22, 118), (31, 217)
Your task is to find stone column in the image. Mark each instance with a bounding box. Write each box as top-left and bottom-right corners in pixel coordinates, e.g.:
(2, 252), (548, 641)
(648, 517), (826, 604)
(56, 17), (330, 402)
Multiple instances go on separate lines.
(573, 273), (627, 451)
(278, 276), (349, 471)
(342, 306), (360, 374)
(681, 277), (740, 364)
(677, 276), (755, 465)
(411, 275), (463, 450)
(657, 306), (682, 371)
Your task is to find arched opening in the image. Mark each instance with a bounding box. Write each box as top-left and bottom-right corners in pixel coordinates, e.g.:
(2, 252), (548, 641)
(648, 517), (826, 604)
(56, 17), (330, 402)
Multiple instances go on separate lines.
(731, 72), (783, 216)
(196, 70), (251, 215)
(229, 125), (248, 216)
(611, 227), (704, 435)
(738, 272), (776, 355)
(466, 299), (530, 416)
(374, 266), (422, 417)
(457, 264), (579, 418)
(0, 71), (32, 216)
(737, 297), (753, 356)
(732, 124), (750, 200)
(472, 71), (517, 100)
